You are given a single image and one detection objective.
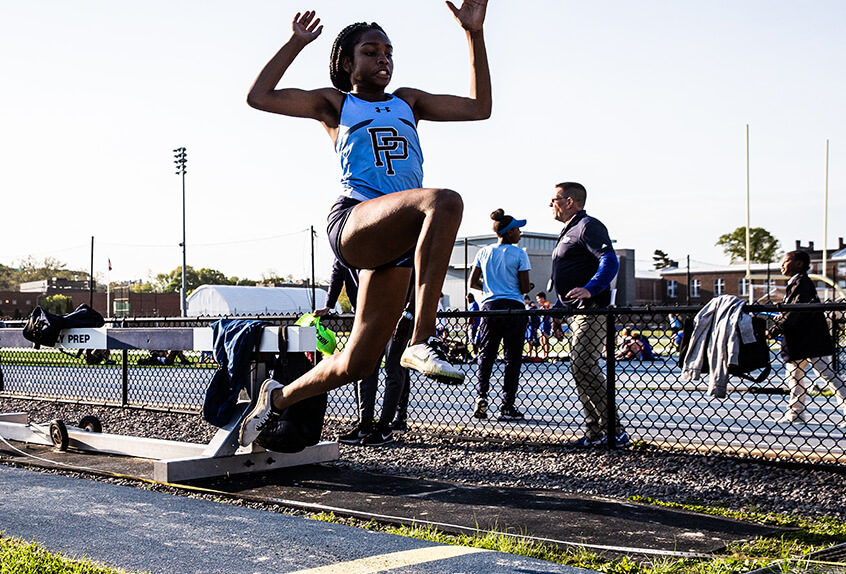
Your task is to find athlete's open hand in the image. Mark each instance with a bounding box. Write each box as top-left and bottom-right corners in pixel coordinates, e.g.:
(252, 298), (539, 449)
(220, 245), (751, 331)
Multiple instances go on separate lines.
(446, 0), (488, 32)
(292, 10), (323, 44)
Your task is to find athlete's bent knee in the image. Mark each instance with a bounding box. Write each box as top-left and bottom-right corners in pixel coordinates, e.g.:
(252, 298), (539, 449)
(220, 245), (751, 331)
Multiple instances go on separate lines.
(339, 352), (381, 382)
(431, 188), (464, 217)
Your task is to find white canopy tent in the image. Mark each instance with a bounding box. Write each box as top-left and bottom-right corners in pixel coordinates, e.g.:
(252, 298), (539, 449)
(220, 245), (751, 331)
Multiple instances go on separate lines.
(186, 285), (336, 317)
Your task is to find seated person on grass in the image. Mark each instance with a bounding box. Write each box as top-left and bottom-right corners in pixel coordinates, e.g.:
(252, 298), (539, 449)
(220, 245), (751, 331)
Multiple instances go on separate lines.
(137, 350), (191, 366)
(615, 332), (643, 360)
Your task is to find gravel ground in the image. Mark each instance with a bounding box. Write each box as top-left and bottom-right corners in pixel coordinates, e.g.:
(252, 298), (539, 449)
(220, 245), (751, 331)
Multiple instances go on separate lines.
(2, 397), (845, 522)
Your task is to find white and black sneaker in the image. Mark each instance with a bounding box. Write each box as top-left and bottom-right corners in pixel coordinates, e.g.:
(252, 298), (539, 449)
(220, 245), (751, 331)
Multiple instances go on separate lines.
(472, 397), (488, 419)
(497, 405), (524, 421)
(338, 421), (372, 445)
(400, 337), (465, 384)
(565, 435), (605, 448)
(238, 378), (283, 446)
(360, 424), (394, 447)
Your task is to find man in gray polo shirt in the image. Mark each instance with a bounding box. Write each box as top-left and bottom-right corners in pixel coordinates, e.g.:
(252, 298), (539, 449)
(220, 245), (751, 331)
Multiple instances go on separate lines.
(549, 182), (628, 448)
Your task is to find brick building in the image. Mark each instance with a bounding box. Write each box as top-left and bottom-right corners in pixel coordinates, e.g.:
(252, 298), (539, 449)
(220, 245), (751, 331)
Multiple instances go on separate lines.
(0, 285), (181, 320)
(651, 237), (846, 305)
(0, 291), (40, 319)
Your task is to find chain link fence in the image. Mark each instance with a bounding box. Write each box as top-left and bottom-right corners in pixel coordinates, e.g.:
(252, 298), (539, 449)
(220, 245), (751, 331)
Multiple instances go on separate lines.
(1, 304), (844, 466)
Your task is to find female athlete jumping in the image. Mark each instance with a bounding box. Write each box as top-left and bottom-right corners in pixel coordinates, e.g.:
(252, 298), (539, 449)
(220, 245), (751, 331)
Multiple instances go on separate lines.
(240, 1), (491, 445)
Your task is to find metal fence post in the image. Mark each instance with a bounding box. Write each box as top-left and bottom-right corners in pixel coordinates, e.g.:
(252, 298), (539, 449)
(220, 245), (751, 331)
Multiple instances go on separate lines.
(833, 313), (842, 375)
(121, 349), (129, 407)
(605, 309), (617, 449)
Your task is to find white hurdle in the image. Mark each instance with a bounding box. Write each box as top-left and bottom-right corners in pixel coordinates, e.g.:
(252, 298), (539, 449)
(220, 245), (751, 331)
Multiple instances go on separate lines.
(0, 325), (339, 482)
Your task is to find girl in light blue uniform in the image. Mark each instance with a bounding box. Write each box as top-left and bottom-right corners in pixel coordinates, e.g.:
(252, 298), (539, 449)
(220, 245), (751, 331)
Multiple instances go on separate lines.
(239, 3), (492, 446)
(336, 93), (423, 202)
(469, 209), (532, 420)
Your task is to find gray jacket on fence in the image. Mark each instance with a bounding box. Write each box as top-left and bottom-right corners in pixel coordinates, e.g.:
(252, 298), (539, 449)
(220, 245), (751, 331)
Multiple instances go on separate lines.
(681, 295), (756, 398)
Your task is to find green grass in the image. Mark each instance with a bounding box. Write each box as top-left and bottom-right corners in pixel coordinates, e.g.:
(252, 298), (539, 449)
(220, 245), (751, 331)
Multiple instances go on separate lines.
(0, 533), (142, 573)
(308, 503), (846, 574)
(0, 349), (213, 369)
(627, 496), (846, 541)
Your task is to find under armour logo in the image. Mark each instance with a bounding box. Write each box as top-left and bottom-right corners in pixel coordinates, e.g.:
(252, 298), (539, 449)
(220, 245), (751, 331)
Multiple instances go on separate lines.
(368, 127), (408, 175)
(375, 106), (391, 113)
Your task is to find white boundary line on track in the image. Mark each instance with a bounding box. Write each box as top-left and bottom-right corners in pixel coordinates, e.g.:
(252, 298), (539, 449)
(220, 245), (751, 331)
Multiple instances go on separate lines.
(286, 546), (489, 574)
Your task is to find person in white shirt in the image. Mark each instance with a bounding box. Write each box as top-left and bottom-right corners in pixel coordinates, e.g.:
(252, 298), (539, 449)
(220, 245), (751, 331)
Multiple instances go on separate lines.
(469, 209), (532, 421)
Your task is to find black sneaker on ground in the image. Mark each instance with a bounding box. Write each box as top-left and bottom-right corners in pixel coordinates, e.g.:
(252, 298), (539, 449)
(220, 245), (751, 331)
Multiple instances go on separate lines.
(472, 397), (488, 420)
(360, 424), (394, 447)
(564, 435), (604, 448)
(337, 421), (373, 445)
(587, 431), (631, 448)
(389, 419), (408, 433)
(497, 405), (524, 421)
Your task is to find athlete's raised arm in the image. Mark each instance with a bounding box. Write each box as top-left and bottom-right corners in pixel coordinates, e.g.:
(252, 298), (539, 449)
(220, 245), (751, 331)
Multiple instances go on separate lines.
(247, 11), (343, 127)
(397, 0), (491, 123)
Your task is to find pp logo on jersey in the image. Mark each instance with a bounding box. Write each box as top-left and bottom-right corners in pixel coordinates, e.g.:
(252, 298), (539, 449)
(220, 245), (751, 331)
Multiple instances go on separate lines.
(368, 127), (408, 175)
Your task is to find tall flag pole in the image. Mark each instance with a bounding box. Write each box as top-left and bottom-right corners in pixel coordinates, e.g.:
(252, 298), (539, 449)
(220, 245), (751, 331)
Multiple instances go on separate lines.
(823, 139), (830, 284)
(745, 124), (752, 303)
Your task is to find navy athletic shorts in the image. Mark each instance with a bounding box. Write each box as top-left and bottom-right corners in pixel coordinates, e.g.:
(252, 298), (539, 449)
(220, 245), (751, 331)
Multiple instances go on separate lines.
(326, 195), (414, 271)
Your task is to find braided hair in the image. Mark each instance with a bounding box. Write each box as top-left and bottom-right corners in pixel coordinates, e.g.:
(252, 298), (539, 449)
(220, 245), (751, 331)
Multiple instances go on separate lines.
(329, 22), (386, 92)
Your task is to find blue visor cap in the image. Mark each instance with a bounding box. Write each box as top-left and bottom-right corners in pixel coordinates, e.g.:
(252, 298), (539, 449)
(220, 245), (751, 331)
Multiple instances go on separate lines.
(497, 218), (527, 236)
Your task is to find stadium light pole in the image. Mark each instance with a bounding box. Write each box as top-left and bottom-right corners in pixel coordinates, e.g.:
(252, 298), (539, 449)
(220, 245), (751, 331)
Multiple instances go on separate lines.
(173, 147), (188, 317)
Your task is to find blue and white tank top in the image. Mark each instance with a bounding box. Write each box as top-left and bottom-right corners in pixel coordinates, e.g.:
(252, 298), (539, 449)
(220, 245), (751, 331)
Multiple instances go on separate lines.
(336, 93), (424, 201)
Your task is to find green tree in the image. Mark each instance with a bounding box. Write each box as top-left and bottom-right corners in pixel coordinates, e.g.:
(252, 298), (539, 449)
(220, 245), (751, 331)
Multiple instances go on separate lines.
(0, 263), (16, 290)
(0, 256), (90, 291)
(154, 265), (258, 295)
(130, 282), (158, 293)
(716, 227), (781, 263)
(16, 256), (76, 282)
(652, 249), (677, 270)
(196, 268), (230, 285)
(259, 271), (295, 285)
(41, 294), (74, 315)
(125, 268), (258, 293)
(157, 266), (202, 294)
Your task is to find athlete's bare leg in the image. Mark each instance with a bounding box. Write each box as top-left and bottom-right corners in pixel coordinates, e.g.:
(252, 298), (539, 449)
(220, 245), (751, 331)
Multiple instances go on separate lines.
(270, 266), (412, 412)
(340, 187), (463, 346)
(239, 189), (462, 444)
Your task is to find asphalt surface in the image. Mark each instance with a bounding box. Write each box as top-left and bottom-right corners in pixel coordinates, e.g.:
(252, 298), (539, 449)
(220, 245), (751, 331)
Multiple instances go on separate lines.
(0, 442), (787, 573)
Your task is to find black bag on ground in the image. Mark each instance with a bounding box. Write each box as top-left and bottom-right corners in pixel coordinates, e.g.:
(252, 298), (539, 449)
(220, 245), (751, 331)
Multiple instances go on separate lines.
(734, 315), (771, 381)
(22, 307), (63, 349)
(23, 304), (105, 349)
(62, 303), (106, 329)
(678, 314), (771, 383)
(255, 333), (327, 454)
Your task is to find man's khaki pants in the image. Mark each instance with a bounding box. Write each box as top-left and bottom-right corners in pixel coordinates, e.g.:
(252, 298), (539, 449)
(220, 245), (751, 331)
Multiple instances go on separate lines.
(570, 313), (619, 440)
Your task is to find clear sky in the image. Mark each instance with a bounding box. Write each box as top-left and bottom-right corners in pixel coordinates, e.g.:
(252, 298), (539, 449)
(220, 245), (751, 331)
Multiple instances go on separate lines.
(2, 1), (844, 284)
